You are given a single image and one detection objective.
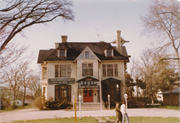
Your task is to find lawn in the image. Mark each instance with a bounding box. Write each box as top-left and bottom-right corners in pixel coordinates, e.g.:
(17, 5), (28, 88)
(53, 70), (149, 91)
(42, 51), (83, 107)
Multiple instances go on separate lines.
(0, 105), (32, 112)
(144, 104), (179, 110)
(109, 116), (179, 123)
(10, 117), (98, 123)
(6, 116), (179, 123)
(159, 105), (180, 110)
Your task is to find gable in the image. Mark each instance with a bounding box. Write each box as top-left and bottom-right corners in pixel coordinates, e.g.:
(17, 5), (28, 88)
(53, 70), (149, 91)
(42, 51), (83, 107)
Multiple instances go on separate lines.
(74, 46), (100, 62)
(76, 76), (99, 82)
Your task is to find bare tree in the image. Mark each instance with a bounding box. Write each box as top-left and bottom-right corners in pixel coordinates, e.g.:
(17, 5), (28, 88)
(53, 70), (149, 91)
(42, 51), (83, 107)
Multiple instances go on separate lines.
(0, 43), (27, 70)
(18, 60), (33, 107)
(131, 48), (176, 104)
(27, 74), (41, 101)
(141, 0), (180, 71)
(3, 65), (21, 104)
(0, 0), (74, 51)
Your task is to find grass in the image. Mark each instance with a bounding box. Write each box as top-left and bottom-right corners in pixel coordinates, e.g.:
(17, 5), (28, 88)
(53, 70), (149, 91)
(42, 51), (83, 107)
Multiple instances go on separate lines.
(9, 117), (98, 123)
(3, 116), (179, 123)
(109, 116), (180, 123)
(159, 105), (180, 110)
(143, 104), (179, 110)
(0, 105), (32, 112)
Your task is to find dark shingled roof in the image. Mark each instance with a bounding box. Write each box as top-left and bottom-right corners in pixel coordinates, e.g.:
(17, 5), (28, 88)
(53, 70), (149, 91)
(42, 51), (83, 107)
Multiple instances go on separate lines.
(162, 87), (180, 94)
(37, 42), (129, 63)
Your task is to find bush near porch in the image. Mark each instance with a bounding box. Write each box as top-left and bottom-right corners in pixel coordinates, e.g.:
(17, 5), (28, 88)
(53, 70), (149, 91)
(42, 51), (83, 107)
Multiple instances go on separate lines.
(32, 96), (72, 110)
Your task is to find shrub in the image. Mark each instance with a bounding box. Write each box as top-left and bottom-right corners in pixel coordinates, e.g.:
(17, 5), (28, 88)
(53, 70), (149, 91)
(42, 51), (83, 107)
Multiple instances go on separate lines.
(11, 102), (18, 109)
(32, 96), (44, 110)
(32, 96), (72, 110)
(44, 99), (72, 110)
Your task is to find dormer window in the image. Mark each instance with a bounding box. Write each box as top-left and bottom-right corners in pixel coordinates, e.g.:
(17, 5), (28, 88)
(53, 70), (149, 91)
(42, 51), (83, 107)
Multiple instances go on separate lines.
(58, 49), (66, 57)
(60, 49), (65, 57)
(105, 49), (113, 57)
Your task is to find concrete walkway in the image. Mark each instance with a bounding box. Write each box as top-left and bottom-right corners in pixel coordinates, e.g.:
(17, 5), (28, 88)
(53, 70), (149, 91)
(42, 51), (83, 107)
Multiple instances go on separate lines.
(0, 108), (179, 122)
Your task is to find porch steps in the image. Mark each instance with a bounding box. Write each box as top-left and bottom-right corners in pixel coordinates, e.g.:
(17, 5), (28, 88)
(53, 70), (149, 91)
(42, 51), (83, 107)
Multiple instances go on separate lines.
(76, 103), (107, 111)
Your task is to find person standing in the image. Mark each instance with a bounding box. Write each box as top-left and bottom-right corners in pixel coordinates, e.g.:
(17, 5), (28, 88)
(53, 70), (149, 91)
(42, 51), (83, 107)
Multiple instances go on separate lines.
(115, 102), (122, 123)
(120, 100), (129, 123)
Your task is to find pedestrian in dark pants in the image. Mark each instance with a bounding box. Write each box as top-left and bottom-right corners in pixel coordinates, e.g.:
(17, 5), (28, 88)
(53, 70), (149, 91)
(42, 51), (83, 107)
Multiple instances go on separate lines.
(115, 102), (122, 123)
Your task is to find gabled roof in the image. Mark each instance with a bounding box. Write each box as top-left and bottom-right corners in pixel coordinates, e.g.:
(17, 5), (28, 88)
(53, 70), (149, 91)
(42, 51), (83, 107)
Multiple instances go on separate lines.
(37, 42), (129, 63)
(74, 46), (101, 62)
(162, 87), (180, 94)
(76, 76), (99, 82)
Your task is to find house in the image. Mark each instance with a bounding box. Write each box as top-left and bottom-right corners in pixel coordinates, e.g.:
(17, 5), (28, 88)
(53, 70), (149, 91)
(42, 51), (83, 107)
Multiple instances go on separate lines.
(11, 100), (23, 106)
(156, 89), (163, 103)
(162, 87), (180, 106)
(37, 30), (129, 105)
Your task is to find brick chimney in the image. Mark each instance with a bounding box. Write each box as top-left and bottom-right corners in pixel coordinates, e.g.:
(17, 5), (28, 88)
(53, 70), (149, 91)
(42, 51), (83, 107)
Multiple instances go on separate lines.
(116, 30), (122, 54)
(61, 35), (67, 43)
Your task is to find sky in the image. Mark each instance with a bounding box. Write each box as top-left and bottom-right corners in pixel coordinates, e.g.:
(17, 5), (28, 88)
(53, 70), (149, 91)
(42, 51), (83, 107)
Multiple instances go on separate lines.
(9, 0), (153, 73)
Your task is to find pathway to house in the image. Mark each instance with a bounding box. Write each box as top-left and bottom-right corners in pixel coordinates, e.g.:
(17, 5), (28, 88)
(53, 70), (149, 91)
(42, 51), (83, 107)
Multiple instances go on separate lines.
(1, 108), (179, 122)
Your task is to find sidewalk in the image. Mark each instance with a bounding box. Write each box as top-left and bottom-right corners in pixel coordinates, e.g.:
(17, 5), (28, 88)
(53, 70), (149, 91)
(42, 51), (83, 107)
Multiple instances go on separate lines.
(1, 108), (179, 122)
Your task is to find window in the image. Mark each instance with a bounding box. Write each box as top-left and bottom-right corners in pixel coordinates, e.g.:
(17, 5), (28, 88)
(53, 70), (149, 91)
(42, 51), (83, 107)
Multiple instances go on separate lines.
(85, 51), (89, 58)
(107, 49), (112, 57)
(55, 65), (71, 78)
(58, 49), (66, 57)
(55, 85), (71, 101)
(42, 67), (47, 79)
(82, 63), (93, 76)
(43, 87), (46, 94)
(60, 49), (65, 57)
(102, 64), (118, 77)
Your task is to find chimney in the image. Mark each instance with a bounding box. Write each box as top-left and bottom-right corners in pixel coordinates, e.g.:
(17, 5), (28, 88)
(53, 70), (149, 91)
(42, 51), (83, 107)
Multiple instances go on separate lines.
(61, 35), (67, 43)
(116, 30), (122, 54)
(55, 43), (59, 49)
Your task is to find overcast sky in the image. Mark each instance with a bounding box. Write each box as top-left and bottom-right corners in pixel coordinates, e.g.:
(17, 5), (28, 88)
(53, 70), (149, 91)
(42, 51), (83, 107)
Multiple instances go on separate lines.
(9, 0), (153, 72)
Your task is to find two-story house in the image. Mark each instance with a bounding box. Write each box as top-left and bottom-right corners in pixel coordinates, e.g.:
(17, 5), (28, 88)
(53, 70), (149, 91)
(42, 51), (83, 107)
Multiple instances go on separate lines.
(37, 30), (129, 105)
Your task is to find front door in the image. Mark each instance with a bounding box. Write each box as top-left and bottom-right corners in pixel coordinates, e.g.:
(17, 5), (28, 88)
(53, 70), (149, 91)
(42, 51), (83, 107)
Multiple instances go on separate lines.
(83, 89), (93, 102)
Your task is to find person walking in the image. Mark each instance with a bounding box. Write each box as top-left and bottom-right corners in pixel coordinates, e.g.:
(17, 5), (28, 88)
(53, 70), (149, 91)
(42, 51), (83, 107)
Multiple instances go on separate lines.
(120, 100), (129, 123)
(115, 102), (122, 123)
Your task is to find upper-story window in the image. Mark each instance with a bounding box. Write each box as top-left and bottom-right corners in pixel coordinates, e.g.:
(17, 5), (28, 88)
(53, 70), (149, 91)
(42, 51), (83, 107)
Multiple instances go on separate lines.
(85, 51), (89, 58)
(58, 49), (66, 57)
(42, 67), (47, 79)
(55, 65), (71, 77)
(104, 49), (113, 57)
(102, 64), (118, 77)
(107, 49), (112, 57)
(82, 63), (93, 76)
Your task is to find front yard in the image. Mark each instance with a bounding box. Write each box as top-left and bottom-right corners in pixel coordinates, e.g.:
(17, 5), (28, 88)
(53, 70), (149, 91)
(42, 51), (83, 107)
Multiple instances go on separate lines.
(8, 116), (179, 123)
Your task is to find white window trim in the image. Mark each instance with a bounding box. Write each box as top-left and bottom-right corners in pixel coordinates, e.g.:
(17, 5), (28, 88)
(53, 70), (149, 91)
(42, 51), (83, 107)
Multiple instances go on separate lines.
(102, 64), (118, 77)
(85, 51), (90, 59)
(104, 49), (114, 57)
(58, 49), (67, 57)
(42, 66), (47, 79)
(55, 64), (71, 78)
(82, 63), (93, 76)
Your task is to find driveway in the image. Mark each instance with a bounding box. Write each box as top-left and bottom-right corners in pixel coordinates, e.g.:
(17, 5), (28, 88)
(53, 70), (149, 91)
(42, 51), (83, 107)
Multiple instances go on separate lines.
(1, 108), (179, 122)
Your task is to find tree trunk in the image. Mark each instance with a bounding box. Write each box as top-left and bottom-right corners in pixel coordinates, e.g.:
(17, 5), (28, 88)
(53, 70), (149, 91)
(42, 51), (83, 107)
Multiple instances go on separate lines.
(175, 49), (180, 73)
(170, 85), (172, 106)
(23, 86), (26, 107)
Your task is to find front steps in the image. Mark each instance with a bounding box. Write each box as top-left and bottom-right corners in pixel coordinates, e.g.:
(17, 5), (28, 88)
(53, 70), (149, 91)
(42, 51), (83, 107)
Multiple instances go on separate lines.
(76, 102), (107, 111)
